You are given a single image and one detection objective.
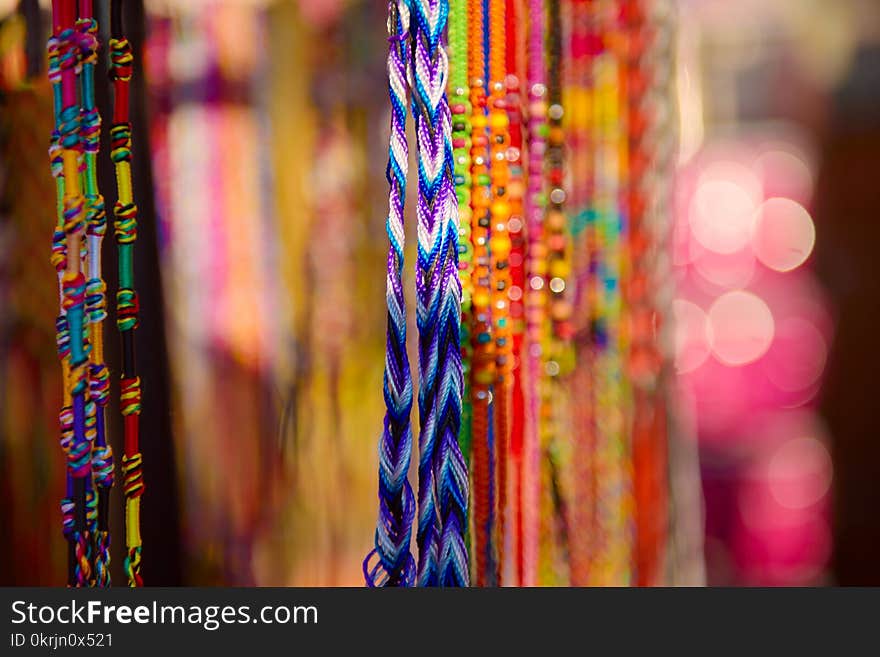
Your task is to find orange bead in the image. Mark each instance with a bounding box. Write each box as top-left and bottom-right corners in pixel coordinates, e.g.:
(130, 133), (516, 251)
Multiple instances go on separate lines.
(546, 210), (566, 230)
(489, 111), (510, 131)
(489, 235), (511, 260)
(549, 258), (571, 279)
(472, 289), (491, 310)
(551, 301), (573, 321)
(490, 200), (510, 220)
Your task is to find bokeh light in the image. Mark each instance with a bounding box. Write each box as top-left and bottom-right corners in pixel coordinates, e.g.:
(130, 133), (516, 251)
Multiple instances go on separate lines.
(688, 161), (762, 255)
(752, 197), (816, 272)
(755, 146), (814, 205)
(767, 436), (833, 510)
(708, 290), (775, 366)
(691, 242), (757, 290)
(762, 316), (827, 394)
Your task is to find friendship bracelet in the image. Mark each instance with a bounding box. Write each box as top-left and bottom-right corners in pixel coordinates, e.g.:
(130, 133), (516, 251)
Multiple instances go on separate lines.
(109, 0), (145, 587)
(365, 0), (417, 588)
(411, 0), (469, 588)
(77, 0), (113, 589)
(50, 0), (93, 588)
(367, 0), (469, 588)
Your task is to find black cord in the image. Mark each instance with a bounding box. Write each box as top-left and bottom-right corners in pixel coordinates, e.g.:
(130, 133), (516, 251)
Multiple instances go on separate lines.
(110, 0), (122, 39)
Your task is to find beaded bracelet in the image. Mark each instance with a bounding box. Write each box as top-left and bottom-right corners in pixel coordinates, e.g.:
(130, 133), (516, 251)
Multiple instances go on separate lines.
(523, 0), (548, 588)
(450, 0), (473, 474)
(566, 0), (600, 586)
(546, 0), (572, 349)
(487, 0), (513, 585)
(538, 0), (574, 586)
(467, 0), (498, 587)
(590, 0), (633, 585)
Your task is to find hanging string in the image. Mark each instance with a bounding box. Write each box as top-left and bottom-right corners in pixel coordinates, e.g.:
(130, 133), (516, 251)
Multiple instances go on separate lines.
(646, 0), (676, 587)
(546, 0), (572, 346)
(50, 0), (93, 588)
(567, 0), (599, 586)
(449, 0), (475, 571)
(109, 0), (145, 587)
(48, 7), (75, 588)
(467, 0), (497, 587)
(523, 0), (547, 587)
(363, 0), (678, 589)
(77, 0), (113, 589)
(591, 0), (634, 585)
(449, 0), (473, 479)
(624, 0), (657, 586)
(623, 0), (673, 587)
(411, 0), (469, 588)
(487, 0), (512, 585)
(367, 0), (468, 588)
(538, 0), (573, 585)
(505, 0), (527, 586)
(365, 0), (417, 588)
(34, 0), (684, 590)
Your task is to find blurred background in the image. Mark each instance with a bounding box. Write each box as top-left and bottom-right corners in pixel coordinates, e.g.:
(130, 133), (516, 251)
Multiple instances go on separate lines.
(0, 0), (878, 585)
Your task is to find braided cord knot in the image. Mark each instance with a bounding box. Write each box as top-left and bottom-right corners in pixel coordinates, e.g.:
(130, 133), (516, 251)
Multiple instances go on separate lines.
(49, 132), (65, 178)
(125, 547), (143, 588)
(109, 37), (133, 82)
(94, 530), (112, 588)
(122, 448), (145, 586)
(62, 186), (85, 236)
(110, 123), (133, 163)
(85, 191), (106, 235)
(47, 35), (62, 84)
(61, 498), (75, 539)
(76, 17), (99, 65)
(117, 289), (140, 332)
(89, 363), (111, 407)
(59, 405), (74, 453)
(81, 107), (101, 154)
(120, 377), (142, 416)
(122, 451), (144, 499)
(113, 201), (138, 243)
(92, 444), (114, 488)
(85, 277), (107, 325)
